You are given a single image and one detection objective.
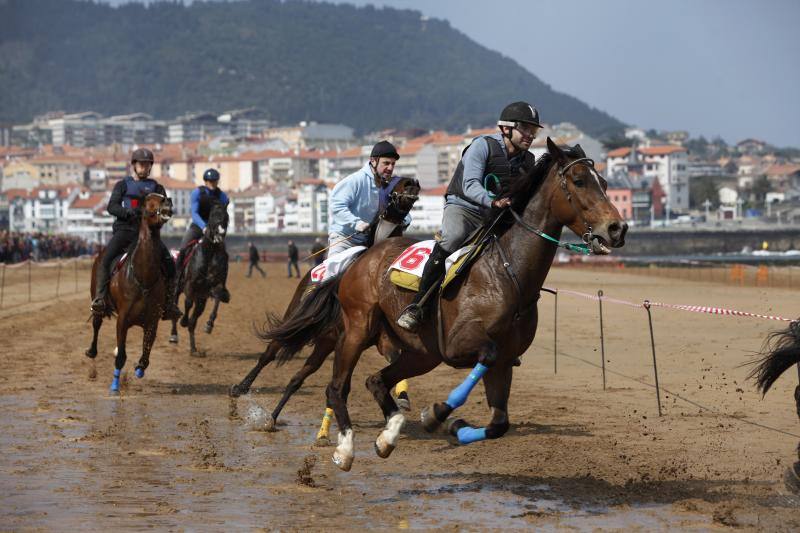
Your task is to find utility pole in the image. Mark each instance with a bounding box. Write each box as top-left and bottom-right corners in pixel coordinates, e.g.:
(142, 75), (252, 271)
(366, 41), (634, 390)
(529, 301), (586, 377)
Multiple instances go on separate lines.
(702, 198), (712, 222)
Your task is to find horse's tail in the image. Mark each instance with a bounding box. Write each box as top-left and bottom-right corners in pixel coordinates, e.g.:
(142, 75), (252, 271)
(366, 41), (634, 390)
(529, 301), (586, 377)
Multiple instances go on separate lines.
(258, 277), (342, 365)
(749, 320), (800, 395)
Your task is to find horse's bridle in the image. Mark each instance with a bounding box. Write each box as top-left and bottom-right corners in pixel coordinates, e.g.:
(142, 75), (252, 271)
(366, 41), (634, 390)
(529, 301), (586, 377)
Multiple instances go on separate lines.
(557, 157), (601, 246)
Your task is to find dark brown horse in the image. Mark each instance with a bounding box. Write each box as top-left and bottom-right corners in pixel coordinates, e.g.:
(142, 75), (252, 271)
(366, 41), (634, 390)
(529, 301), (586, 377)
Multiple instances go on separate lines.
(268, 138), (627, 470)
(85, 193), (173, 393)
(229, 176), (420, 438)
(749, 320), (800, 493)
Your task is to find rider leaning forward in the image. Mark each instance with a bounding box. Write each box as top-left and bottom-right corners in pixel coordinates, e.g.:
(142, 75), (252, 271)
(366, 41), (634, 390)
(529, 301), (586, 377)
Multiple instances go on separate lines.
(327, 140), (411, 257)
(396, 101), (542, 332)
(90, 148), (183, 320)
(175, 168), (231, 301)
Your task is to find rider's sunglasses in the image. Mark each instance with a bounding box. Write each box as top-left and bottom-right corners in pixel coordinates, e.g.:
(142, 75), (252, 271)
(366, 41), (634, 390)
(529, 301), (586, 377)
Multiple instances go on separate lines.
(515, 123), (540, 139)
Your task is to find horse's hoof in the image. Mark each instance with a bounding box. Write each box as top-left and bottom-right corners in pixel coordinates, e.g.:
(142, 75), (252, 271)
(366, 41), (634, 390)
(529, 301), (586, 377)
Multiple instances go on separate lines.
(421, 405), (443, 433)
(263, 417), (277, 432)
(229, 384), (246, 398)
(314, 435), (331, 447)
(785, 463), (800, 494)
(168, 334), (178, 344)
(374, 436), (395, 459)
(204, 324), (213, 334)
(396, 397), (411, 412)
(332, 450), (353, 472)
(179, 316), (188, 328)
(85, 348), (97, 359)
(190, 349), (205, 358)
(134, 367), (145, 379)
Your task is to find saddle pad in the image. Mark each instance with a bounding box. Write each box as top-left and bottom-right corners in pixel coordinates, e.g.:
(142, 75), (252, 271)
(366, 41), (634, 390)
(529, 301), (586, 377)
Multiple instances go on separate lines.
(388, 240), (475, 292)
(309, 245), (367, 284)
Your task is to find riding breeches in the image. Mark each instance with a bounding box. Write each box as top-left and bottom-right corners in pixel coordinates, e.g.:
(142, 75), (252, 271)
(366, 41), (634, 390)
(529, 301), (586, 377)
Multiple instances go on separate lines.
(437, 203), (485, 254)
(101, 229), (175, 280)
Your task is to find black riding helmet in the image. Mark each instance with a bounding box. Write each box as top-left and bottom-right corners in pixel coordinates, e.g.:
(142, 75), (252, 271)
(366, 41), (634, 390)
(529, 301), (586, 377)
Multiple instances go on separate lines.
(370, 140), (400, 160)
(130, 147), (155, 164)
(203, 168), (221, 182)
(497, 101), (543, 129)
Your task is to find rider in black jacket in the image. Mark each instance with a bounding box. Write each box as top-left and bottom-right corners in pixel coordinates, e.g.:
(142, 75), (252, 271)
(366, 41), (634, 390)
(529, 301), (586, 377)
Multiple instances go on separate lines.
(90, 148), (182, 320)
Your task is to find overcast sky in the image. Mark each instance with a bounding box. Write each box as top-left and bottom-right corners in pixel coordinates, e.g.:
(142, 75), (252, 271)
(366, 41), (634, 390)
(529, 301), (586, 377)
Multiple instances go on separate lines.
(104, 0), (800, 147)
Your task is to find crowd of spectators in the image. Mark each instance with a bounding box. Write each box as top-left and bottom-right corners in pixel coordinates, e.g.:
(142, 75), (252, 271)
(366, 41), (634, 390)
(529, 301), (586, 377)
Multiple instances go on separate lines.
(0, 231), (97, 264)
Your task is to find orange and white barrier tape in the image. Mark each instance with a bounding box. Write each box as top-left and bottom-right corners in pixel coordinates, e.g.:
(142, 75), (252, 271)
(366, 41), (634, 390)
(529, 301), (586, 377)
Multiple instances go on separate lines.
(545, 286), (794, 322)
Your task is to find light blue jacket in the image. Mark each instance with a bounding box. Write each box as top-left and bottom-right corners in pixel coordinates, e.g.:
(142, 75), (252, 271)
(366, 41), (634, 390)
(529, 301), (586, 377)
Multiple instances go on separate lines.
(328, 162), (411, 244)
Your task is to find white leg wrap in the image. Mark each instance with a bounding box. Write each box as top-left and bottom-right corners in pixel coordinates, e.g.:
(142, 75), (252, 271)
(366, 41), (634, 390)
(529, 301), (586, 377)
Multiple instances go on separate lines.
(380, 412), (405, 447)
(332, 428), (354, 471)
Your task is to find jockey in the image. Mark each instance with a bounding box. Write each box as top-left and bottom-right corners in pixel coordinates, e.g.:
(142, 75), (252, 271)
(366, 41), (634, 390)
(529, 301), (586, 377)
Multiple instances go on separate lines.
(396, 101), (542, 332)
(91, 148), (183, 320)
(175, 168), (231, 301)
(327, 140), (411, 257)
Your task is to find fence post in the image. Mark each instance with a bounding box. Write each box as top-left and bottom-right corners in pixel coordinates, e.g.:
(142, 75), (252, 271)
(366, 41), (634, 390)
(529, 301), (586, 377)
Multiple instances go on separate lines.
(643, 300), (663, 417)
(554, 289), (558, 374)
(0, 264), (5, 309)
(598, 289), (606, 390)
(74, 259), (78, 293)
(55, 259), (62, 298)
(28, 260), (32, 303)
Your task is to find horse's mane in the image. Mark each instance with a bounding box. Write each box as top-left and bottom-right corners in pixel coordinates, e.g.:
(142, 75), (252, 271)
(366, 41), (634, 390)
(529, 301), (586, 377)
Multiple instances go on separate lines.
(485, 143), (587, 228)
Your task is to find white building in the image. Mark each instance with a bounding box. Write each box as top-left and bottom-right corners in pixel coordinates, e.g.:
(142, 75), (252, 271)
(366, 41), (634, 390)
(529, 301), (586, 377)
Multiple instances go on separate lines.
(8, 185), (81, 233)
(408, 185), (446, 234)
(65, 191), (113, 243)
(607, 145), (689, 215)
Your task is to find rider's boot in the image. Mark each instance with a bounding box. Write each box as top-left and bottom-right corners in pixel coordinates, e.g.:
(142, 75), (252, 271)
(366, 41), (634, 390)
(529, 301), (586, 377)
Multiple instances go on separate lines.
(161, 274), (183, 321)
(91, 263), (111, 316)
(396, 243), (448, 333)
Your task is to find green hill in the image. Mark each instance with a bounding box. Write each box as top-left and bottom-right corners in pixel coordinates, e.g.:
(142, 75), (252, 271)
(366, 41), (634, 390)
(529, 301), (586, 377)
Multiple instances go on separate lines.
(0, 0), (625, 136)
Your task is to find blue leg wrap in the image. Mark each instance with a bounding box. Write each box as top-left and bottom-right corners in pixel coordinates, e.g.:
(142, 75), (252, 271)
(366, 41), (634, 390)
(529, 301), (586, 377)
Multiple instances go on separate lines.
(110, 368), (121, 392)
(445, 363), (488, 409)
(457, 426), (487, 444)
(135, 367), (144, 379)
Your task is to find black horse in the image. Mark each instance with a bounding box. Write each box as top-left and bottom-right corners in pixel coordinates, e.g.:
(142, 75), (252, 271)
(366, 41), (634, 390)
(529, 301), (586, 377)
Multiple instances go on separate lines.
(749, 320), (800, 494)
(229, 177), (420, 437)
(169, 201), (230, 355)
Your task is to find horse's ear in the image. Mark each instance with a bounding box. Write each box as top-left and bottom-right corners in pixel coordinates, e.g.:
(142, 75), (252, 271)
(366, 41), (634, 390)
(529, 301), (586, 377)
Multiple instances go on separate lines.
(574, 143), (586, 158)
(547, 137), (566, 163)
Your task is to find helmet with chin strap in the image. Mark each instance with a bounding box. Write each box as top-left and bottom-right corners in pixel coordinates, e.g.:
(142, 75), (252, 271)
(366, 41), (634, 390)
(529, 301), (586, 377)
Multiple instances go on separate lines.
(130, 147), (155, 164)
(370, 140), (400, 160)
(497, 101), (542, 129)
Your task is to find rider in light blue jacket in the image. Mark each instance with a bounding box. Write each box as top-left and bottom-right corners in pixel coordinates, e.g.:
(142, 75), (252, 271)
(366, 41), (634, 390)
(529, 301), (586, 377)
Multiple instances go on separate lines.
(327, 141), (411, 257)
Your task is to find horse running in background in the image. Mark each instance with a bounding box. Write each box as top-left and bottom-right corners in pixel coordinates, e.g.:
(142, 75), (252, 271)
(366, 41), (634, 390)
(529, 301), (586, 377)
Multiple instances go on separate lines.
(264, 138), (628, 471)
(229, 176), (420, 441)
(169, 200), (230, 355)
(749, 320), (800, 493)
(85, 193), (173, 393)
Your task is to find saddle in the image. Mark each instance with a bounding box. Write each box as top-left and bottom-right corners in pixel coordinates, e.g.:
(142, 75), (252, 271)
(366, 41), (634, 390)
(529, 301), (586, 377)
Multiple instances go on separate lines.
(179, 239), (201, 270)
(388, 230), (490, 293)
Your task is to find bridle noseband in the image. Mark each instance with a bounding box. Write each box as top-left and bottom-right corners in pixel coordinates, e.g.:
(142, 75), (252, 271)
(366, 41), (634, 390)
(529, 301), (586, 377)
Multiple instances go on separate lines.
(557, 157), (599, 245)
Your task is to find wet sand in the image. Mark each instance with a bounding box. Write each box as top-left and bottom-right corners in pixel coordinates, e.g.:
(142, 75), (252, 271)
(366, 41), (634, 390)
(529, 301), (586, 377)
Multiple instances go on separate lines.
(1, 262), (799, 530)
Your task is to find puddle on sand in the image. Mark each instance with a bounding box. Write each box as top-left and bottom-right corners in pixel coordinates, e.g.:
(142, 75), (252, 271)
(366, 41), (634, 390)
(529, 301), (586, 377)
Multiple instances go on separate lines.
(0, 393), (728, 530)
(353, 475), (714, 530)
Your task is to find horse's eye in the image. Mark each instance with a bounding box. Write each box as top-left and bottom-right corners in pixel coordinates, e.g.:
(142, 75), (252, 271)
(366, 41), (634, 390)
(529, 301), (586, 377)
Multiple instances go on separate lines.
(573, 179), (585, 188)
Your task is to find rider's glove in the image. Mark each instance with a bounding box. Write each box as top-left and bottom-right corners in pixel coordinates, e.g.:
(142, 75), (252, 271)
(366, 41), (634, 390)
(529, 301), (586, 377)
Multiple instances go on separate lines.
(354, 220), (370, 232)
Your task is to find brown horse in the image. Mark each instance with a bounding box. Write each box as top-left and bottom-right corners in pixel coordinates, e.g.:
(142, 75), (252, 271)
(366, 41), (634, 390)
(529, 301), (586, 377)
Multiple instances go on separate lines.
(749, 320), (800, 493)
(229, 176), (420, 437)
(271, 138), (626, 471)
(85, 193), (173, 393)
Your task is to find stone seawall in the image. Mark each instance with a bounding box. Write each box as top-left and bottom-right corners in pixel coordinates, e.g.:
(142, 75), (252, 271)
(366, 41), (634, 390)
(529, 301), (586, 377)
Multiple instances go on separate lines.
(163, 226), (800, 259)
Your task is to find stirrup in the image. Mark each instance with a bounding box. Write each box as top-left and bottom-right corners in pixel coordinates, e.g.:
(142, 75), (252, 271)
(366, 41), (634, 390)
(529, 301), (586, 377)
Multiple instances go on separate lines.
(396, 304), (422, 332)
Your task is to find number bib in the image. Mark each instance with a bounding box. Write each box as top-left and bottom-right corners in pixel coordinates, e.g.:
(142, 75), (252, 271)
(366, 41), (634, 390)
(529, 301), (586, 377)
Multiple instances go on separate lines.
(389, 240), (437, 277)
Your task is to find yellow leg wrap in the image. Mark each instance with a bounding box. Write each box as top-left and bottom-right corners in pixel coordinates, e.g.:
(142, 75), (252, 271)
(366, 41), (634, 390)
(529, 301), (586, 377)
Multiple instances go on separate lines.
(316, 407), (334, 440)
(395, 379), (409, 396)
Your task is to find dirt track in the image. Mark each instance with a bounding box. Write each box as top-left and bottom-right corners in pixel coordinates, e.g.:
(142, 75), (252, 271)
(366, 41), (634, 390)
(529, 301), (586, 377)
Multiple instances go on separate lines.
(2, 262), (799, 530)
